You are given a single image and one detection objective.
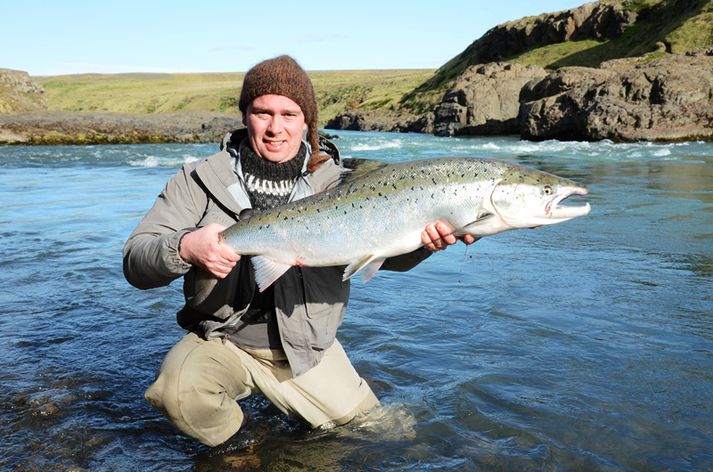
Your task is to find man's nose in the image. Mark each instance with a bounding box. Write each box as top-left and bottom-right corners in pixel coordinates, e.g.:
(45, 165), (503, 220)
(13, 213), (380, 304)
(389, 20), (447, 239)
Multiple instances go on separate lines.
(266, 116), (283, 134)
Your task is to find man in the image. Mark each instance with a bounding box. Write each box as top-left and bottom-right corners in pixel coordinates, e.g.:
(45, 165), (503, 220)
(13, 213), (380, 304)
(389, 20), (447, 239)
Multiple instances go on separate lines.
(123, 55), (474, 447)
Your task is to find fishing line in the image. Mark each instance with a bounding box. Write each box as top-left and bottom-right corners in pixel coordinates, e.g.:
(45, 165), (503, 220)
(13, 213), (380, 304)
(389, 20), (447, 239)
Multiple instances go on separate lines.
(435, 242), (472, 317)
(457, 243), (470, 286)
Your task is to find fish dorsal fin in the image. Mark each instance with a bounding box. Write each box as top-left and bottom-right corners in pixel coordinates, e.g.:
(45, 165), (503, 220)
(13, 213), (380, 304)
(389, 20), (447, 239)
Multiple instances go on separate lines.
(338, 158), (388, 186)
(343, 255), (386, 282)
(239, 208), (255, 221)
(250, 256), (292, 292)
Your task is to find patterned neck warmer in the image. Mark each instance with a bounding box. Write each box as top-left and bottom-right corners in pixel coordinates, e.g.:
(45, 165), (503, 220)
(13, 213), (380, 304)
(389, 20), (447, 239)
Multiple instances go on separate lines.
(239, 139), (306, 211)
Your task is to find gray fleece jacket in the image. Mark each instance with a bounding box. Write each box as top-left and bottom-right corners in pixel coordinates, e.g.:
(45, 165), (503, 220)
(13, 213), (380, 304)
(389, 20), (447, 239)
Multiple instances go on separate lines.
(123, 129), (430, 376)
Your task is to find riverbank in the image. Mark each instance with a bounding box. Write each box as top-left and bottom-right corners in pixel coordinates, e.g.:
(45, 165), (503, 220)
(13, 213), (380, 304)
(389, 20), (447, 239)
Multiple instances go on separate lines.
(0, 111), (243, 144)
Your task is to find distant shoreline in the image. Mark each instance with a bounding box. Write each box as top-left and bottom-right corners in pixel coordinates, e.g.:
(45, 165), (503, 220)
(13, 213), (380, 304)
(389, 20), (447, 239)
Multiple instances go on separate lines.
(0, 111), (244, 145)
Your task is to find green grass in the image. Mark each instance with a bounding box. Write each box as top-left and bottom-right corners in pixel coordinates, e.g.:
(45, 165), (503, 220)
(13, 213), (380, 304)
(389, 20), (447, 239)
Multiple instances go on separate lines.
(509, 0), (713, 68)
(39, 69), (433, 125)
(40, 73), (244, 114)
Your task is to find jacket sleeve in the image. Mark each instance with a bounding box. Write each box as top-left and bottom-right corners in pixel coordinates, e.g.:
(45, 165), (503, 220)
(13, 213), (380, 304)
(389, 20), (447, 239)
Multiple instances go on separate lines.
(123, 165), (207, 289)
(382, 247), (432, 272)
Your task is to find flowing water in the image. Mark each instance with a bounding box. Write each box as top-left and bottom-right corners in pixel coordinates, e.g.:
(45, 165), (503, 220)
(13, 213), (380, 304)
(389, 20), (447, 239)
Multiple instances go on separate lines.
(1, 131), (712, 471)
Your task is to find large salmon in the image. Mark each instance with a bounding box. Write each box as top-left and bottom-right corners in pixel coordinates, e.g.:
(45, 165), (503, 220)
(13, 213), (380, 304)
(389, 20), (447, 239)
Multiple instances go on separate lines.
(221, 157), (591, 291)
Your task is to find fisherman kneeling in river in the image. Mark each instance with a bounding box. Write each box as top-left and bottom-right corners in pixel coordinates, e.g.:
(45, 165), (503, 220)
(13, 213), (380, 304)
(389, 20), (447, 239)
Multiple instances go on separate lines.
(123, 55), (475, 447)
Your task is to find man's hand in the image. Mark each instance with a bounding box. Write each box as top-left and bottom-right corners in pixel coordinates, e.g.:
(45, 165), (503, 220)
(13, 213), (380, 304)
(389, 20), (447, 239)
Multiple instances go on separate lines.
(422, 222), (478, 252)
(179, 224), (241, 278)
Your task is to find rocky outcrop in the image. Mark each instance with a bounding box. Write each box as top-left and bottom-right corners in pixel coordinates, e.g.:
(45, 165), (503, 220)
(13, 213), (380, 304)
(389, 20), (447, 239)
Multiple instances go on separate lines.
(327, 3), (636, 136)
(519, 50), (713, 141)
(0, 112), (243, 144)
(0, 69), (47, 113)
(325, 110), (433, 134)
(467, 1), (636, 62)
(433, 62), (547, 137)
(425, 1), (636, 91)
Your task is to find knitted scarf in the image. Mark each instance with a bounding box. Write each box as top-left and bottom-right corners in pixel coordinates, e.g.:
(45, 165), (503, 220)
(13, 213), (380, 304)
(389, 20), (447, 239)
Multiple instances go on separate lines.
(239, 139), (306, 211)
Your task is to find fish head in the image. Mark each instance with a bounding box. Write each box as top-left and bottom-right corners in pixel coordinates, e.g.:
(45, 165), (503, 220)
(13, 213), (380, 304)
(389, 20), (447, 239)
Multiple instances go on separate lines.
(489, 165), (591, 228)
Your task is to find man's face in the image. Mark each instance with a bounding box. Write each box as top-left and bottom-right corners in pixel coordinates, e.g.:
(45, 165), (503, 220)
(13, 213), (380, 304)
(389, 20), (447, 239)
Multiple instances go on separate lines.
(244, 94), (307, 164)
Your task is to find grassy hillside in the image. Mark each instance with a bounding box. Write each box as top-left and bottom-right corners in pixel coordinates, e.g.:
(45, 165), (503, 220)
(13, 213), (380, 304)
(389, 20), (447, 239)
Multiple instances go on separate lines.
(512, 0), (713, 68)
(39, 69), (433, 126)
(401, 0), (713, 114)
(40, 73), (242, 115)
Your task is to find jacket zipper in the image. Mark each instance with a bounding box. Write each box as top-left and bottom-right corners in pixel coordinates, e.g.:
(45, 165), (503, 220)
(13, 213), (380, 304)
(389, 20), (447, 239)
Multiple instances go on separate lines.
(296, 267), (309, 318)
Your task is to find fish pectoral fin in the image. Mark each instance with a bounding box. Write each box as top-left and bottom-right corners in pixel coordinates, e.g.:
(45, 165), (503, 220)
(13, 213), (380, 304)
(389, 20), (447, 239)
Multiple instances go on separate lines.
(343, 255), (386, 282)
(250, 256), (292, 292)
(463, 212), (495, 230)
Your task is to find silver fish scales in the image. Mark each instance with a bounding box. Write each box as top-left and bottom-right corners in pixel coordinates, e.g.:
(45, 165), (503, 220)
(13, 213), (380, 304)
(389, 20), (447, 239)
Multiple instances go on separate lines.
(221, 157), (591, 291)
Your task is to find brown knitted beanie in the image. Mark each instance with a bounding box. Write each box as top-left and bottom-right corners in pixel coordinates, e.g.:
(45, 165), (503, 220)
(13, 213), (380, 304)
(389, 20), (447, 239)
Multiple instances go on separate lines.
(239, 55), (327, 172)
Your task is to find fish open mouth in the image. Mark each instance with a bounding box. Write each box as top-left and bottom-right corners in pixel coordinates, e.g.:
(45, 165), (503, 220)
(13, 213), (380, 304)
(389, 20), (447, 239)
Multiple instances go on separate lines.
(546, 187), (591, 219)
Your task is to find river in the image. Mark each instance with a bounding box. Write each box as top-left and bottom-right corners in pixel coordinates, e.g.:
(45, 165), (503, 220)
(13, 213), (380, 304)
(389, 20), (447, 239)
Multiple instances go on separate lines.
(1, 131), (712, 471)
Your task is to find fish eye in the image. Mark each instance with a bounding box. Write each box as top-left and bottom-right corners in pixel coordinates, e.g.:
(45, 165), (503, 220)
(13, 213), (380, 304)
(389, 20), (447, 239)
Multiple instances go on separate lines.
(543, 185), (553, 195)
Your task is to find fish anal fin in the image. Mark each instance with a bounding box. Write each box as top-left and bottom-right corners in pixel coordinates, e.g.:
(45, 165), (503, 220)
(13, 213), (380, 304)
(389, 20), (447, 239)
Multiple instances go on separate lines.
(359, 258), (386, 282)
(342, 255), (386, 282)
(251, 256), (292, 292)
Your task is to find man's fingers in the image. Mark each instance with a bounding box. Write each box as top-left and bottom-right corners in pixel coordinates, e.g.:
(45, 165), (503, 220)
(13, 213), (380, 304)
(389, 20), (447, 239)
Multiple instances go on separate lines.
(422, 224), (440, 251)
(423, 222), (474, 252)
(205, 260), (236, 279)
(461, 234), (478, 245)
(435, 222), (457, 245)
(218, 243), (241, 262)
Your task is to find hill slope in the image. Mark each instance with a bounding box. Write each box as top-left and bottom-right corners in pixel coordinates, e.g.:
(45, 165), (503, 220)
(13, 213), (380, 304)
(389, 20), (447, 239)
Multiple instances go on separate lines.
(0, 68), (47, 113)
(38, 70), (433, 126)
(400, 0), (713, 114)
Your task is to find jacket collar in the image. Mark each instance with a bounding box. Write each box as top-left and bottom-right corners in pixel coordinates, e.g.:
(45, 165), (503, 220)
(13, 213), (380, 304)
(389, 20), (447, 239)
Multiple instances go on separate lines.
(197, 128), (341, 216)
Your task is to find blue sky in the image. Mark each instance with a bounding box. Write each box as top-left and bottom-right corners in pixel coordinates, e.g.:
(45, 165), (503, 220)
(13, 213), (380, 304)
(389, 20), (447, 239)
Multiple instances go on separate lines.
(3, 1), (585, 76)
